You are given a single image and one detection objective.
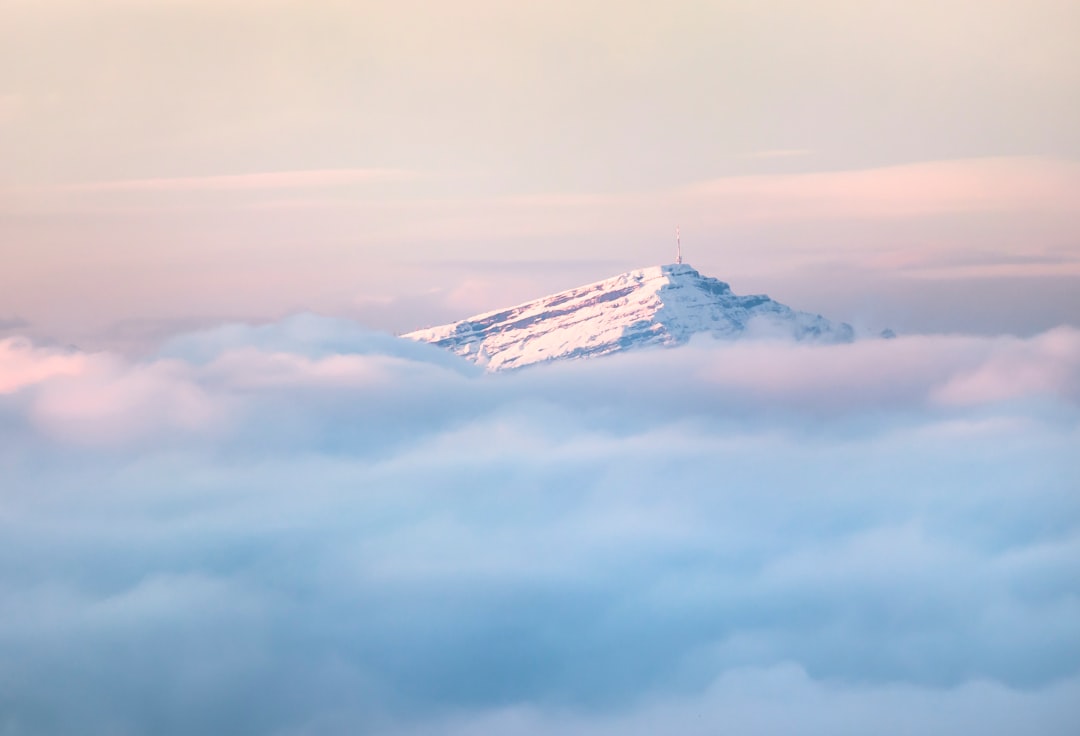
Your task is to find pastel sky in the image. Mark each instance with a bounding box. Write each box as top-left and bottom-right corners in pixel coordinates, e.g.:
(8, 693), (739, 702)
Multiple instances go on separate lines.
(1, 0), (1078, 349)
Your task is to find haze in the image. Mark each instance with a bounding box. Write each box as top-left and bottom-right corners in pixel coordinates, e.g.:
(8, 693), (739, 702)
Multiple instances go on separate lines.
(2, 0), (1078, 349)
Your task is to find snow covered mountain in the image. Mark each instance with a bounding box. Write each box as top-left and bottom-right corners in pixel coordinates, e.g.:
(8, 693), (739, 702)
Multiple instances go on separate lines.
(405, 263), (855, 371)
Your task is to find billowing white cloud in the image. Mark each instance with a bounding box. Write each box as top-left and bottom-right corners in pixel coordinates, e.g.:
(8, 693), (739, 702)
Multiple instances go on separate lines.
(28, 357), (225, 446)
(0, 317), (1077, 734)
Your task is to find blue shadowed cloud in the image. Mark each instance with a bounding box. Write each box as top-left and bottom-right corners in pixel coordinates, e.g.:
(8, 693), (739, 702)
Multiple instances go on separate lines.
(0, 319), (1078, 735)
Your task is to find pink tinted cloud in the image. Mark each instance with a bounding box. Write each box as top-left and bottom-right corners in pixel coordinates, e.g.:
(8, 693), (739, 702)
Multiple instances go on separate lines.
(59, 168), (419, 193)
(686, 157), (1080, 220)
(0, 338), (88, 393)
(28, 357), (227, 446)
(933, 327), (1080, 406)
(441, 276), (561, 316)
(375, 157), (1080, 250)
(204, 350), (398, 390)
(739, 149), (814, 159)
(6, 323), (1079, 447)
(679, 328), (1080, 411)
(412, 157), (1079, 238)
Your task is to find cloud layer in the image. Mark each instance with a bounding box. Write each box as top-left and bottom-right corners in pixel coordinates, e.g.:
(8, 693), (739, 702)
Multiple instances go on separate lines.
(1, 318), (1078, 734)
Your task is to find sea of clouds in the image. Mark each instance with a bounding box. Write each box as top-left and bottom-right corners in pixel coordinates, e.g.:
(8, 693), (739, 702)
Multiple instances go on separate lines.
(1, 316), (1078, 735)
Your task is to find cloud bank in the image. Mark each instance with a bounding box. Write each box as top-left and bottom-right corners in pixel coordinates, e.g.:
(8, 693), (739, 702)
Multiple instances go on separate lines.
(1, 317), (1078, 735)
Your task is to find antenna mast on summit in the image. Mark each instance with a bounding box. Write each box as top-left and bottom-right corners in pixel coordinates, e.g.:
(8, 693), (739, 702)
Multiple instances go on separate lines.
(676, 226), (682, 264)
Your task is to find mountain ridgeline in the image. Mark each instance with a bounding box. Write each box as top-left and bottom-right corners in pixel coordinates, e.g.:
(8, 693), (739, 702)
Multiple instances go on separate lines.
(405, 264), (856, 371)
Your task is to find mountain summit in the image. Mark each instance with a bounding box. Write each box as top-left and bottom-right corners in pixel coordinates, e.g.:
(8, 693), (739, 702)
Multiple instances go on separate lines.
(405, 264), (854, 371)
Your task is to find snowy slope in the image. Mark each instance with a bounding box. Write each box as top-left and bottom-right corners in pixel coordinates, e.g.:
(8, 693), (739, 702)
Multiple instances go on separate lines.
(404, 264), (854, 371)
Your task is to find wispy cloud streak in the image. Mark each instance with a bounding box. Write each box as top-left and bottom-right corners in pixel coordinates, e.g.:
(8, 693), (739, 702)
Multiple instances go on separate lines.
(56, 168), (420, 193)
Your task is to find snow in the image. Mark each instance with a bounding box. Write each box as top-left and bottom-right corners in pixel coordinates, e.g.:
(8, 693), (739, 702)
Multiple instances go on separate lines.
(404, 264), (855, 371)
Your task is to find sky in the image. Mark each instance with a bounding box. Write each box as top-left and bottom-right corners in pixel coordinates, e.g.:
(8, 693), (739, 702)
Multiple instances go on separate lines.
(1, 0), (1078, 349)
(1, 2), (1079, 734)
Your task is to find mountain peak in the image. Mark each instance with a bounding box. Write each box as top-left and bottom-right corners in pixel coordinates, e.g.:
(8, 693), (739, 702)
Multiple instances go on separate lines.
(405, 264), (854, 371)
